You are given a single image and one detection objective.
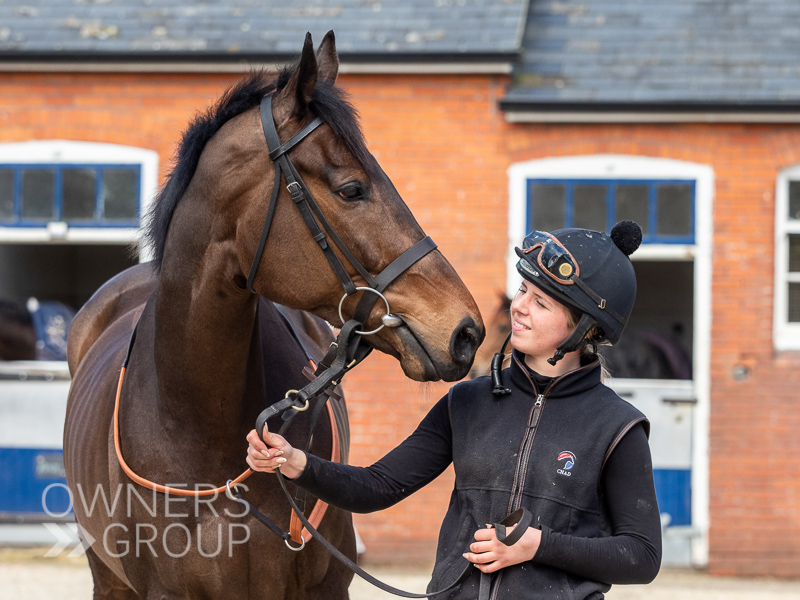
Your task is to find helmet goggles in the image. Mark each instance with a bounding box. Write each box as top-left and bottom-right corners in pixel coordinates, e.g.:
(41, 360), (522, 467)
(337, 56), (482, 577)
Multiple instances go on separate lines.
(520, 231), (580, 285)
(516, 230), (625, 325)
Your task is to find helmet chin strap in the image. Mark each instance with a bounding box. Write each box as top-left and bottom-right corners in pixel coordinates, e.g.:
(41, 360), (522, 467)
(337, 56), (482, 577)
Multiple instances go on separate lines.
(490, 312), (601, 395)
(547, 313), (600, 366)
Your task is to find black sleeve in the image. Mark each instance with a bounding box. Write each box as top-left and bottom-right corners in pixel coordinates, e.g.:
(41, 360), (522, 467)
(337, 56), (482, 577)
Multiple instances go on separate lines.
(532, 422), (663, 584)
(293, 392), (453, 513)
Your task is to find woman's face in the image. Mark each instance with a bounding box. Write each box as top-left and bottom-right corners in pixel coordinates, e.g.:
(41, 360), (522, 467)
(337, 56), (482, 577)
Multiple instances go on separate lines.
(510, 280), (575, 364)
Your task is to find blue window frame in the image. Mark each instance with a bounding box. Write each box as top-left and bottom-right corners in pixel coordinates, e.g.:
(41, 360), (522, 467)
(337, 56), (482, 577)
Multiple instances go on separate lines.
(0, 163), (141, 227)
(526, 178), (696, 244)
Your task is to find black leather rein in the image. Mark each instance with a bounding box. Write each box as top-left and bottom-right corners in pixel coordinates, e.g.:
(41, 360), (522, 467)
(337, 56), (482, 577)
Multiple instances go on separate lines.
(237, 93), (534, 600)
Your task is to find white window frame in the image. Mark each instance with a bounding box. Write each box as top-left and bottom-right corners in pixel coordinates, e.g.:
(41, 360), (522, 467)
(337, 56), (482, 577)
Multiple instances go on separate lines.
(507, 154), (714, 567)
(775, 166), (800, 350)
(0, 140), (157, 258)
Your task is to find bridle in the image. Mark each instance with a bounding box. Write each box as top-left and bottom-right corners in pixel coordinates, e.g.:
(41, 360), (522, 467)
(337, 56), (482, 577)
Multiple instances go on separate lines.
(246, 93), (437, 337)
(238, 93), (531, 600)
(113, 92), (527, 600)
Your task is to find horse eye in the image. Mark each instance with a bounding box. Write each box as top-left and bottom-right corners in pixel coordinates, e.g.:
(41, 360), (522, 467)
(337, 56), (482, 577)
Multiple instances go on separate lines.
(338, 184), (362, 200)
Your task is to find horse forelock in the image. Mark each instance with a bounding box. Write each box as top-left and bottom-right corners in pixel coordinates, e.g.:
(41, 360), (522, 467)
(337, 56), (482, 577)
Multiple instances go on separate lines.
(144, 68), (375, 272)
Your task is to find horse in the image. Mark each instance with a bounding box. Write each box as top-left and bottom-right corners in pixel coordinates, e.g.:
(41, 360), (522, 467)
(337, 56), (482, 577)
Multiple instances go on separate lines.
(468, 292), (511, 379)
(0, 299), (37, 361)
(64, 31), (483, 600)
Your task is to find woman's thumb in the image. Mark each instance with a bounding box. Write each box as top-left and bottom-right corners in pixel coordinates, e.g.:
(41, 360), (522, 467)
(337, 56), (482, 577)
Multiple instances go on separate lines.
(262, 425), (284, 448)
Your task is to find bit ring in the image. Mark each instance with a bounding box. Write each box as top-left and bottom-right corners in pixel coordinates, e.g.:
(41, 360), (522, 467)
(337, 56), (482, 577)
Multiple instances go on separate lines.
(338, 287), (392, 336)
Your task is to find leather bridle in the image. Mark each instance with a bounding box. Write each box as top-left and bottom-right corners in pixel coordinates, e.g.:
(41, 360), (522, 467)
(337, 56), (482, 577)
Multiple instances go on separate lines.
(113, 92), (528, 599)
(246, 93), (437, 332)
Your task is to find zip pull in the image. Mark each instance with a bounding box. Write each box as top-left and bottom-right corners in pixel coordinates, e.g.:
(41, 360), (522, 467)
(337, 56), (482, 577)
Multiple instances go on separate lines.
(535, 394), (544, 406)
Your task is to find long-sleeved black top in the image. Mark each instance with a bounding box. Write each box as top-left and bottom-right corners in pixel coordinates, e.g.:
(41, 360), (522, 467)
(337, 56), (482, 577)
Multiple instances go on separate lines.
(295, 359), (662, 590)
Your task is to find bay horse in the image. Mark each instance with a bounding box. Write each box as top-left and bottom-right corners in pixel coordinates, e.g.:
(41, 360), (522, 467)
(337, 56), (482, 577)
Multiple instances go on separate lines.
(65, 32), (483, 600)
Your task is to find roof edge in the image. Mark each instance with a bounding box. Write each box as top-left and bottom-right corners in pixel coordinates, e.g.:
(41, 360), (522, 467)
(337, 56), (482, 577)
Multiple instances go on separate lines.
(500, 99), (800, 122)
(0, 50), (519, 74)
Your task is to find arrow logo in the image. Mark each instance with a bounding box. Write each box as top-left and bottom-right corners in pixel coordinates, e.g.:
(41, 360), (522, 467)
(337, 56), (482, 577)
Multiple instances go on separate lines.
(43, 523), (96, 558)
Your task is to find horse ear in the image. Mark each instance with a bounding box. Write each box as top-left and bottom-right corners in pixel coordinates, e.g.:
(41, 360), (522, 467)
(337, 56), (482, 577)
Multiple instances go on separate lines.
(316, 30), (339, 84)
(274, 32), (318, 125)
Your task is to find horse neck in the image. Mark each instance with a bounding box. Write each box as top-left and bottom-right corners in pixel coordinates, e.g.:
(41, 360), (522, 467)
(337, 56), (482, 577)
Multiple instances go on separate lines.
(152, 192), (260, 430)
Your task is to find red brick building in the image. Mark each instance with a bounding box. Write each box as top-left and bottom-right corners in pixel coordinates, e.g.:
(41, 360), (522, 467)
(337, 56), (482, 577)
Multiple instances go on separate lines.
(1, 1), (799, 579)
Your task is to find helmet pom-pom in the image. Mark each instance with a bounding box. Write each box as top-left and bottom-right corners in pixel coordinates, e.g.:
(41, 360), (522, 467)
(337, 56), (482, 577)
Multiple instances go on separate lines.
(610, 220), (642, 256)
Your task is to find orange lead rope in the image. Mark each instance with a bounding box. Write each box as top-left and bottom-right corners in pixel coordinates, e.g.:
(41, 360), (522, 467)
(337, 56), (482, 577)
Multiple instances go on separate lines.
(113, 362), (338, 544)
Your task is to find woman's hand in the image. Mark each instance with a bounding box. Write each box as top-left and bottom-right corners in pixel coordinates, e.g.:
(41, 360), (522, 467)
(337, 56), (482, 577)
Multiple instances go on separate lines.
(246, 426), (307, 479)
(462, 525), (542, 573)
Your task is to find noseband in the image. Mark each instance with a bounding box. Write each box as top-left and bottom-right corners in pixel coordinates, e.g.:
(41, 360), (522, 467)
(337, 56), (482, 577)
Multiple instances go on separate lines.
(246, 93), (437, 332)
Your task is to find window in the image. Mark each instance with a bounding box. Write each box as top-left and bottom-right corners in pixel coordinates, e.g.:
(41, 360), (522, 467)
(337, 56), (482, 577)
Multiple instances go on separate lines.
(0, 141), (158, 248)
(527, 179), (695, 243)
(775, 168), (800, 350)
(0, 164), (140, 226)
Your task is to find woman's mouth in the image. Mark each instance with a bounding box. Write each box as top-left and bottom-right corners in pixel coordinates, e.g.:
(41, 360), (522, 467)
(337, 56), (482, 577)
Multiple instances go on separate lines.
(511, 318), (530, 332)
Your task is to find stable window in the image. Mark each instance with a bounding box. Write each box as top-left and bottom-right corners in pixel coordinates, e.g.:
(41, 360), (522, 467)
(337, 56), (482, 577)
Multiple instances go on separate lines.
(527, 179), (695, 243)
(775, 168), (800, 350)
(0, 164), (140, 226)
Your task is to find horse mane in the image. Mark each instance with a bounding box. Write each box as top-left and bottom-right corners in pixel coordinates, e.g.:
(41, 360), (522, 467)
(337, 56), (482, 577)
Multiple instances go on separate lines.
(144, 68), (373, 271)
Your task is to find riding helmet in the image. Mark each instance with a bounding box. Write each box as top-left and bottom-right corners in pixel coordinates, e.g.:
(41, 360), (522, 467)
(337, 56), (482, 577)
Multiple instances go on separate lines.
(514, 221), (642, 365)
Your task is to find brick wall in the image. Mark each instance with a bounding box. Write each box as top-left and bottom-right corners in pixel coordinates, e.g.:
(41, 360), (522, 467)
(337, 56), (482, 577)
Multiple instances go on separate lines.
(3, 71), (800, 575)
(502, 122), (800, 577)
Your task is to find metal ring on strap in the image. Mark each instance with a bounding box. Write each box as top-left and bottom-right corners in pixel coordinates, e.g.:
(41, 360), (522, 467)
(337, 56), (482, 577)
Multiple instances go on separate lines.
(284, 389), (309, 412)
(226, 479), (242, 503)
(284, 534), (306, 552)
(338, 287), (391, 336)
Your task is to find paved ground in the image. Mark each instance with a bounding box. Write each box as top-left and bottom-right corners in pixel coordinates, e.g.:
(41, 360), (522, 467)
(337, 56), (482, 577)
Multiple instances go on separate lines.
(2, 548), (800, 599)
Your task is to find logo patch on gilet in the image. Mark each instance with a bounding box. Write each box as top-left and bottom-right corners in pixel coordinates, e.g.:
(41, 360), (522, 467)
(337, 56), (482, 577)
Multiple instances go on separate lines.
(557, 451), (576, 476)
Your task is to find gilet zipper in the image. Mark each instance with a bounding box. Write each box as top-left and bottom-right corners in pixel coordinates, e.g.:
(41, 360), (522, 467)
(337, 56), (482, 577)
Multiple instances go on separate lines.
(488, 357), (595, 600)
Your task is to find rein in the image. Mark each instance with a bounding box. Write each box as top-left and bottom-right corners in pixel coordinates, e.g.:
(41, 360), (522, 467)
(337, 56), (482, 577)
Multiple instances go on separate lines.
(112, 92), (525, 598)
(112, 310), (341, 547)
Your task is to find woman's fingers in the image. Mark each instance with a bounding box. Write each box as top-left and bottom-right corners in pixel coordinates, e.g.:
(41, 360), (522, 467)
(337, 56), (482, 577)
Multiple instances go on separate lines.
(469, 540), (494, 554)
(246, 425), (291, 473)
(463, 550), (496, 564)
(246, 428), (268, 452)
(245, 452), (287, 473)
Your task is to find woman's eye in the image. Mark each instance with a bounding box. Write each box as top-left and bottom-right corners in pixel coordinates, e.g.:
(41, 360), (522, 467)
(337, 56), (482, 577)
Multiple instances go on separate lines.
(338, 184), (362, 200)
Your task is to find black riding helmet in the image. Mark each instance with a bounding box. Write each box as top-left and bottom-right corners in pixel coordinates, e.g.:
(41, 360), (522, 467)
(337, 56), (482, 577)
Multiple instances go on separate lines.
(516, 220), (642, 365)
(490, 221), (642, 395)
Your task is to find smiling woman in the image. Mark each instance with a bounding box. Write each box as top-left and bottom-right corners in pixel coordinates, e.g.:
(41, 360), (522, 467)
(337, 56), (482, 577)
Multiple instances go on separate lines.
(508, 281), (578, 374)
(248, 221), (663, 600)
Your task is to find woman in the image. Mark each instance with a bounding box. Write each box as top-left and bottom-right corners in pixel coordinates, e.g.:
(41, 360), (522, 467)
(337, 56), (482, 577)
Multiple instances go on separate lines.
(247, 221), (662, 599)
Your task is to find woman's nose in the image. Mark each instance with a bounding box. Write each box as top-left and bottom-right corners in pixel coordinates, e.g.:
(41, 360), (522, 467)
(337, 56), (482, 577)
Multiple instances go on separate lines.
(511, 291), (528, 312)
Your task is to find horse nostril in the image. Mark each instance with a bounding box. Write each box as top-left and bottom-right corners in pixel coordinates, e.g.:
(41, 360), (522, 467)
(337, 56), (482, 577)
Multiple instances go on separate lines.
(450, 317), (484, 365)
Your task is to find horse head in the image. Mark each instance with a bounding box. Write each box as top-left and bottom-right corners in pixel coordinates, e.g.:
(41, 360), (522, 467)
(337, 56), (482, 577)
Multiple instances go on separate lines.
(212, 32), (483, 382)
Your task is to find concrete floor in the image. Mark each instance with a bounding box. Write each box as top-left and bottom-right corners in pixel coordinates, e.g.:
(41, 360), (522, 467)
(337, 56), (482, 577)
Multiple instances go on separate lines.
(2, 548), (800, 599)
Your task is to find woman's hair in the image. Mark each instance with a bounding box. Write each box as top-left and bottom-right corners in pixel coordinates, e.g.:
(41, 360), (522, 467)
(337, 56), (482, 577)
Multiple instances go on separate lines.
(565, 305), (611, 379)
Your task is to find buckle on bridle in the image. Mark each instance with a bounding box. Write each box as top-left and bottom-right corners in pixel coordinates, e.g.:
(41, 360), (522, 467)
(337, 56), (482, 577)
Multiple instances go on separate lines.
(286, 181), (302, 195)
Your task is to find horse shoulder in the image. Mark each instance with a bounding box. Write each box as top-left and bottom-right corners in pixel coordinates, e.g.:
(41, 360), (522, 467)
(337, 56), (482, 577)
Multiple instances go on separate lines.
(67, 262), (157, 375)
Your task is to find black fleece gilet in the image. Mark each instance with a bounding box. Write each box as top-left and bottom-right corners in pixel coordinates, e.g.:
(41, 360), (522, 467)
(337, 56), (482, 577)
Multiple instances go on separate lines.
(431, 352), (648, 600)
